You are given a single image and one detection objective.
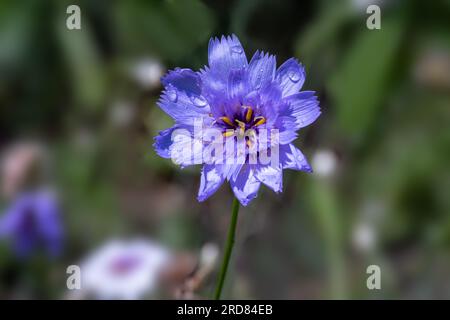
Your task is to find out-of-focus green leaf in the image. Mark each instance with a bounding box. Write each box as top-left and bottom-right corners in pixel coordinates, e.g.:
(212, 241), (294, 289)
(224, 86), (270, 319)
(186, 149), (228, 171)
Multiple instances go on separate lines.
(328, 17), (405, 141)
(115, 0), (214, 62)
(158, 212), (199, 250)
(360, 92), (450, 243)
(294, 2), (351, 66)
(0, 3), (33, 75)
(56, 10), (106, 110)
(306, 178), (348, 299)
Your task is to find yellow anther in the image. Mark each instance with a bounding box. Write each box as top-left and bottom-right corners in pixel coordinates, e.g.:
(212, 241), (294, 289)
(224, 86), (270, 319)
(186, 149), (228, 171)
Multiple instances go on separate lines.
(246, 139), (253, 148)
(223, 130), (235, 137)
(239, 127), (245, 137)
(235, 119), (246, 129)
(253, 116), (266, 127)
(219, 116), (234, 126)
(244, 106), (253, 122)
(234, 119), (246, 138)
(247, 128), (256, 140)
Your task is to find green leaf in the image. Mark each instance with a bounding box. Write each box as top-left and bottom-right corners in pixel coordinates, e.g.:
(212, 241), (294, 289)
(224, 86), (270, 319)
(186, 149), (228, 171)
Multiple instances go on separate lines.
(115, 0), (214, 62)
(328, 17), (405, 141)
(57, 14), (106, 110)
(294, 2), (351, 66)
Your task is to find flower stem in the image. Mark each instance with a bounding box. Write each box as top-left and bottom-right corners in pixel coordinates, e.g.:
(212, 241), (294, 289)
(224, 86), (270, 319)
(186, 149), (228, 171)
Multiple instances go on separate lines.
(214, 197), (240, 300)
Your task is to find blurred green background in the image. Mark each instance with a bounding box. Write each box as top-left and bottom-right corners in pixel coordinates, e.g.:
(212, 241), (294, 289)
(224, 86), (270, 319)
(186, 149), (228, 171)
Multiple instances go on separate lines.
(0, 0), (449, 299)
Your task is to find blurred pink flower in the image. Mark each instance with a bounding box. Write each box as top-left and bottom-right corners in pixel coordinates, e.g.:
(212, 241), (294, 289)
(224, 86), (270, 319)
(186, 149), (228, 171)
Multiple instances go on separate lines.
(79, 239), (172, 300)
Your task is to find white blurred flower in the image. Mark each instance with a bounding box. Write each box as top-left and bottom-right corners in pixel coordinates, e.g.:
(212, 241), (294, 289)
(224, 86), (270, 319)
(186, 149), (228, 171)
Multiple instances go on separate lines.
(130, 58), (164, 89)
(312, 150), (337, 177)
(80, 239), (171, 300)
(353, 222), (376, 251)
(199, 243), (219, 272)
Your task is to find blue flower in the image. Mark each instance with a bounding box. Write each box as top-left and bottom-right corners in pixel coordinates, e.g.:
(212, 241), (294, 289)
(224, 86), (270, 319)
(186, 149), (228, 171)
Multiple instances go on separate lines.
(0, 190), (63, 258)
(154, 35), (320, 206)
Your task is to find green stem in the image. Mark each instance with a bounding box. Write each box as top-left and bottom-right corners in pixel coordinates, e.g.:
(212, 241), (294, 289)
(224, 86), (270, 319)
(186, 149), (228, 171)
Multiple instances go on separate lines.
(214, 197), (240, 300)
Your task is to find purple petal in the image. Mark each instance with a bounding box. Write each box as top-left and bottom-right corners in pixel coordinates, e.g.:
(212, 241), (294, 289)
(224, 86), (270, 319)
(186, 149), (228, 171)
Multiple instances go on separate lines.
(34, 192), (63, 256)
(242, 90), (260, 107)
(198, 66), (228, 119)
(227, 68), (250, 102)
(161, 68), (202, 95)
(255, 165), (283, 193)
(276, 58), (305, 97)
(0, 194), (35, 237)
(0, 192), (64, 258)
(197, 165), (226, 202)
(278, 130), (298, 145)
(230, 165), (261, 206)
(158, 68), (210, 123)
(247, 51), (276, 90)
(154, 124), (203, 167)
(257, 83), (282, 126)
(14, 230), (37, 258)
(259, 82), (282, 106)
(223, 163), (245, 181)
(154, 126), (178, 159)
(280, 144), (312, 172)
(283, 91), (321, 129)
(157, 88), (209, 125)
(167, 126), (207, 168)
(208, 35), (248, 78)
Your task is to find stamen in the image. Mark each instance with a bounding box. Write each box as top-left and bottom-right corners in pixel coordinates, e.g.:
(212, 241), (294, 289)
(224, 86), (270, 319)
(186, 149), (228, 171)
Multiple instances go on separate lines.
(247, 128), (256, 138)
(253, 116), (266, 127)
(223, 130), (235, 137)
(219, 116), (234, 127)
(234, 119), (246, 137)
(234, 119), (246, 129)
(246, 129), (256, 149)
(245, 107), (253, 122)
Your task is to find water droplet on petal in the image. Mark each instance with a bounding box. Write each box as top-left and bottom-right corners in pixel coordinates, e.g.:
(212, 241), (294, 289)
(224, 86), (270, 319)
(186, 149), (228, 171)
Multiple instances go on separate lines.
(231, 45), (243, 54)
(288, 70), (300, 83)
(168, 89), (178, 102)
(190, 95), (208, 108)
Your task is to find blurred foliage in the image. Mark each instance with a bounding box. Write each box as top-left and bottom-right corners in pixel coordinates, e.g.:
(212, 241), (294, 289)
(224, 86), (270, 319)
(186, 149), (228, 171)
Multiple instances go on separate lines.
(0, 0), (450, 299)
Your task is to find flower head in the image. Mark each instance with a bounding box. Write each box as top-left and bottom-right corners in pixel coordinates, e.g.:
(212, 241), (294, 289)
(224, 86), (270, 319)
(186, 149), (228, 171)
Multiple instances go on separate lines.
(154, 35), (320, 205)
(0, 190), (63, 258)
(80, 239), (171, 300)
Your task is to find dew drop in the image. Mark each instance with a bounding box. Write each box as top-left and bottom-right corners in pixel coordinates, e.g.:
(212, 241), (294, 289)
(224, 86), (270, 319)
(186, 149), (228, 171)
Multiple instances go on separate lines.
(231, 45), (243, 54)
(288, 70), (300, 83)
(190, 95), (208, 108)
(168, 89), (178, 102)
